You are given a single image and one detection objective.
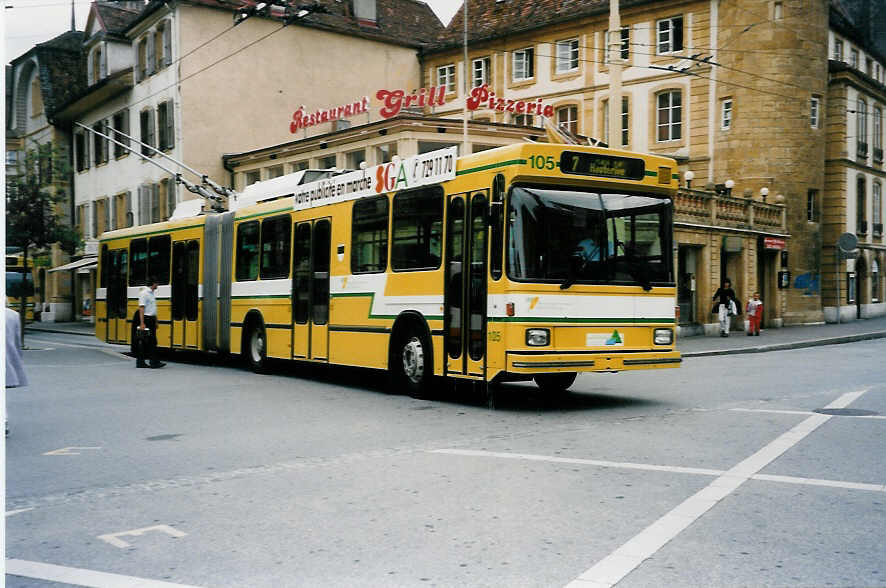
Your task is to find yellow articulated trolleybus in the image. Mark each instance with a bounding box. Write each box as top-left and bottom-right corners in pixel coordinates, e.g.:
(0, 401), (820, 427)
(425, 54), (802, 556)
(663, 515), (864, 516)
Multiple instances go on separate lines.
(96, 142), (681, 396)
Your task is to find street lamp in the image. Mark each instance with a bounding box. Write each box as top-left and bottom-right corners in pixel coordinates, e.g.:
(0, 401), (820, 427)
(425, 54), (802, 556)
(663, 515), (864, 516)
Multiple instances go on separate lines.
(684, 170), (694, 188)
(760, 187), (769, 202)
(725, 179), (735, 196)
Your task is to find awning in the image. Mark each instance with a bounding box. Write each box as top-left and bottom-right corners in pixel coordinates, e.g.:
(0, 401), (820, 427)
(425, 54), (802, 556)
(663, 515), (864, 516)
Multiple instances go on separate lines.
(48, 257), (98, 273)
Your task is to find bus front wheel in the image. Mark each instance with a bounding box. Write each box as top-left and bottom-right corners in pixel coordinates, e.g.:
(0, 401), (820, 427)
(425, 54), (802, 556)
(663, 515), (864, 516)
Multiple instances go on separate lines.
(245, 323), (267, 373)
(533, 372), (577, 394)
(391, 329), (431, 397)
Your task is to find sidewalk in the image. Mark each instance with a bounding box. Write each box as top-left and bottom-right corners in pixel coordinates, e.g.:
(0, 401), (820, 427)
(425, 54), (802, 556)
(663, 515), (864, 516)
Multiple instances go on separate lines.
(26, 315), (886, 357)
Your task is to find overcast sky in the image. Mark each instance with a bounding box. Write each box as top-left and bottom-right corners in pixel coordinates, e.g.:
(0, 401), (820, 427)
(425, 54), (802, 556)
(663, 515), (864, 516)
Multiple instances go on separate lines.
(3, 0), (460, 64)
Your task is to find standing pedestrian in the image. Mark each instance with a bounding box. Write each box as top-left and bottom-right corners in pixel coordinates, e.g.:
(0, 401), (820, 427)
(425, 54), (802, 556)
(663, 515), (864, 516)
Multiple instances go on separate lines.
(712, 278), (741, 337)
(6, 306), (28, 436)
(746, 291), (763, 336)
(136, 281), (165, 369)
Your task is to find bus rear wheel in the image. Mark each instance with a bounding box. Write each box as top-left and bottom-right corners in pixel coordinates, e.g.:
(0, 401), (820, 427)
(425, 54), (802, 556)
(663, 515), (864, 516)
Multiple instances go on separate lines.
(533, 372), (577, 394)
(391, 329), (432, 398)
(245, 323), (267, 373)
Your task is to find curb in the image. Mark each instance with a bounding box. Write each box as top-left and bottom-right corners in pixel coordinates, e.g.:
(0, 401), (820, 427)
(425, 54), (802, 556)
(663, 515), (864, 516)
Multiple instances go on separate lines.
(25, 327), (95, 337)
(681, 330), (886, 357)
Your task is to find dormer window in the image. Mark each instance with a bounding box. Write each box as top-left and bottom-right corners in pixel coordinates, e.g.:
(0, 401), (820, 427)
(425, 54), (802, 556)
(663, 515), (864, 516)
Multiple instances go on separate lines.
(89, 44), (107, 85)
(354, 0), (376, 26)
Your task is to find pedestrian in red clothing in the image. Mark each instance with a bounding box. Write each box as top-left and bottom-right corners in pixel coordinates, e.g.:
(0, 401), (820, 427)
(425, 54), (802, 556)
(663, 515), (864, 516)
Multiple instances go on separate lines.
(746, 291), (763, 336)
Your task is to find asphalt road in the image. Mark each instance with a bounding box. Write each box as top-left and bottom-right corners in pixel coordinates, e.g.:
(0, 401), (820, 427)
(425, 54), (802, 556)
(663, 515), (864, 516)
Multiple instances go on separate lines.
(5, 332), (885, 587)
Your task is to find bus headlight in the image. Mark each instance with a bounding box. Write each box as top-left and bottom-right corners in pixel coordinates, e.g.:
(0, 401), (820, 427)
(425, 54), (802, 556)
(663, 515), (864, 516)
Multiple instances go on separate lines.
(526, 328), (550, 346)
(654, 328), (673, 345)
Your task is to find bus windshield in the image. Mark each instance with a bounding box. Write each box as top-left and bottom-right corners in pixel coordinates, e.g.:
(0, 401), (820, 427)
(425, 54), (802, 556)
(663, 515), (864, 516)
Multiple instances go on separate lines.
(6, 270), (35, 298)
(507, 186), (673, 289)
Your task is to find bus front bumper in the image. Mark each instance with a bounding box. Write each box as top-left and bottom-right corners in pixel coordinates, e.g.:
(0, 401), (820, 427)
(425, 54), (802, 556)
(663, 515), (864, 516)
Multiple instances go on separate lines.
(505, 350), (682, 373)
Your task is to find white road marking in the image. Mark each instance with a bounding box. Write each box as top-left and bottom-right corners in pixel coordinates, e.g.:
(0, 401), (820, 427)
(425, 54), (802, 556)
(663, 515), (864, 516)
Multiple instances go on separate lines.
(431, 449), (725, 477)
(27, 337), (129, 359)
(5, 508), (35, 517)
(432, 449), (886, 494)
(97, 524), (187, 549)
(43, 446), (103, 456)
(564, 389), (869, 588)
(5, 558), (204, 587)
(731, 407), (886, 419)
(753, 474), (886, 492)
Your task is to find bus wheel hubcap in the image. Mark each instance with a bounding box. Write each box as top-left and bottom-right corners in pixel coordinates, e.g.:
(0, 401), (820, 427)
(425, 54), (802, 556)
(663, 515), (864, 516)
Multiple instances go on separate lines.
(402, 337), (424, 384)
(251, 331), (264, 361)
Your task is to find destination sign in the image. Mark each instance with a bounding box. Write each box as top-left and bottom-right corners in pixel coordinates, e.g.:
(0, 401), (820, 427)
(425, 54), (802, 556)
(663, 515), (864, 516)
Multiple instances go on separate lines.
(560, 152), (646, 180)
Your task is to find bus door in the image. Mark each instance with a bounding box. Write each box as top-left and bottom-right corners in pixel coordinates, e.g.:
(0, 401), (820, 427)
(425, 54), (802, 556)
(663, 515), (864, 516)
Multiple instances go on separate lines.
(171, 239), (200, 348)
(291, 218), (331, 361)
(444, 192), (488, 378)
(106, 248), (128, 343)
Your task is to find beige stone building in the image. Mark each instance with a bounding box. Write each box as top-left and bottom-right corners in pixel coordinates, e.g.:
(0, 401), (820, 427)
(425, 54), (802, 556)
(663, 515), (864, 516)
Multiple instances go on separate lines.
(419, 0), (885, 328)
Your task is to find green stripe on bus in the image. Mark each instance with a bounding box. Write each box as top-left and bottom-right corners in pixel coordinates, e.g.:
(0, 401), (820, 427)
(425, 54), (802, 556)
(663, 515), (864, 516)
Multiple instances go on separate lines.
(488, 316), (675, 324)
(456, 159), (527, 176)
(101, 223), (204, 241)
(235, 206), (293, 221)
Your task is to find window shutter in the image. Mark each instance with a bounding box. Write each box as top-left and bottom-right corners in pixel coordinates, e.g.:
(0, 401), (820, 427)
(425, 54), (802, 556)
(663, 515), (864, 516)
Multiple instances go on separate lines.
(152, 183), (161, 223)
(139, 185), (152, 226)
(146, 34), (156, 75)
(100, 45), (107, 78)
(109, 196), (116, 230)
(165, 101), (175, 149)
(125, 191), (133, 227)
(91, 201), (98, 238)
(166, 179), (176, 218)
(103, 198), (110, 233)
(163, 23), (172, 66)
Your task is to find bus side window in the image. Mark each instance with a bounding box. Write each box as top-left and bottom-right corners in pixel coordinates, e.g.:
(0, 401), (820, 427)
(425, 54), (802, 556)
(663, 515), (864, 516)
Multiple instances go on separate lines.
(391, 186), (443, 271)
(100, 244), (109, 289)
(260, 215), (292, 279)
(490, 174), (504, 280)
(148, 235), (171, 284)
(235, 220), (260, 281)
(351, 196), (388, 274)
(129, 238), (147, 286)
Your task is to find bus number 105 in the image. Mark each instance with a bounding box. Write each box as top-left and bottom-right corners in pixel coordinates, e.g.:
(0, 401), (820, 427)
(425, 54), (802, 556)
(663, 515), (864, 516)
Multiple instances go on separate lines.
(529, 155), (557, 171)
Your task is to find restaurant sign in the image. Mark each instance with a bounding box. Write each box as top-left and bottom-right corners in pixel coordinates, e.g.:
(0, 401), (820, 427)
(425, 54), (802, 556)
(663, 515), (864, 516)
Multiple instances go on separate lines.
(292, 147), (457, 211)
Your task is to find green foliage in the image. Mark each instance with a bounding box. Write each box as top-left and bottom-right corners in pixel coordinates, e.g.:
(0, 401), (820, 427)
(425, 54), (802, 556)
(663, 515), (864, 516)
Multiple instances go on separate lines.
(5, 144), (80, 255)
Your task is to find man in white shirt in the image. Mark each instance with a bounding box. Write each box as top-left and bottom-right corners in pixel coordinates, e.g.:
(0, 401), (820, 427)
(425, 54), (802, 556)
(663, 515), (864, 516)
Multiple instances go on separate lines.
(137, 281), (165, 369)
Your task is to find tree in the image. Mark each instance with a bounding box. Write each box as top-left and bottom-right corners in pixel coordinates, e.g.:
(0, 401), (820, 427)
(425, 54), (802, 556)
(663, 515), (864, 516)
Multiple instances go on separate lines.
(5, 143), (80, 345)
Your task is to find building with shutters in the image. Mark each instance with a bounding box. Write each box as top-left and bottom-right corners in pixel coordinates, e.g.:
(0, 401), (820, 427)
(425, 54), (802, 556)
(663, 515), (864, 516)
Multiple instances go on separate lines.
(47, 0), (442, 314)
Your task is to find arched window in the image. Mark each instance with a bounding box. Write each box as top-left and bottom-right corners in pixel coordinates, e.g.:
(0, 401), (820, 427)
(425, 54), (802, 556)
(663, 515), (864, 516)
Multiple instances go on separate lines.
(857, 175), (867, 234)
(857, 98), (868, 157)
(30, 73), (43, 118)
